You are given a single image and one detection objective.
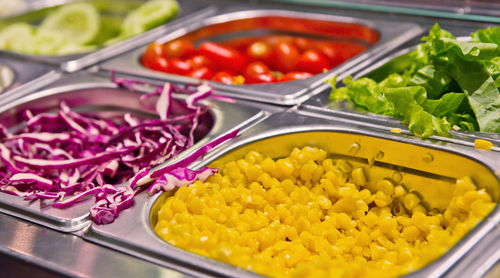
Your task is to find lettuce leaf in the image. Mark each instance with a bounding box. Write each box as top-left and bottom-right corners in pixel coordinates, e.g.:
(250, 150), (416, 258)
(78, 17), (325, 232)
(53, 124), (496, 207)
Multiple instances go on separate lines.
(445, 51), (500, 132)
(449, 113), (478, 131)
(471, 26), (500, 45)
(424, 24), (499, 61)
(330, 76), (394, 115)
(328, 23), (500, 137)
(408, 65), (451, 99)
(384, 86), (450, 137)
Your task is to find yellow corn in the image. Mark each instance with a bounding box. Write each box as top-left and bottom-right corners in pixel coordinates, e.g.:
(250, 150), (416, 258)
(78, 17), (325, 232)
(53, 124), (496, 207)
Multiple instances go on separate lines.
(154, 146), (495, 278)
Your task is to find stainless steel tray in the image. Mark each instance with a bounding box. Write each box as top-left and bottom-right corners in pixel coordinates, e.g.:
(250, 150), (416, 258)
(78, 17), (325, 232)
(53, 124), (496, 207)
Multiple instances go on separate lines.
(100, 7), (424, 105)
(300, 42), (500, 149)
(0, 73), (269, 232)
(84, 110), (500, 278)
(0, 56), (59, 96)
(0, 0), (215, 73)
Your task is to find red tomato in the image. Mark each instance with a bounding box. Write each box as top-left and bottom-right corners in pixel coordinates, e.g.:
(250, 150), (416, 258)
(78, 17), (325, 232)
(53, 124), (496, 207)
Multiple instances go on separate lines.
(296, 50), (331, 74)
(243, 62), (271, 79)
(163, 39), (196, 59)
(292, 37), (311, 52)
(212, 71), (236, 84)
(199, 42), (247, 73)
(142, 42), (165, 68)
(188, 67), (214, 79)
(144, 56), (170, 72)
(168, 58), (193, 75)
(187, 55), (216, 70)
(280, 71), (313, 82)
(222, 37), (256, 52)
(246, 72), (277, 84)
(246, 41), (272, 62)
(272, 41), (300, 73)
(317, 43), (344, 67)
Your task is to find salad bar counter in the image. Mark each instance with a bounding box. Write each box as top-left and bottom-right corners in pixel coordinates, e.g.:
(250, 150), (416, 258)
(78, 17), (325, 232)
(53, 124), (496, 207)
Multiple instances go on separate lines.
(0, 0), (499, 278)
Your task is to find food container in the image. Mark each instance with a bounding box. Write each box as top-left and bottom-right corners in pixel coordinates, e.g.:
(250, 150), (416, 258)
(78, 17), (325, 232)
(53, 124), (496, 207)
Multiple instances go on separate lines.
(0, 73), (268, 232)
(300, 37), (500, 147)
(100, 7), (424, 105)
(0, 56), (59, 97)
(83, 110), (500, 277)
(0, 0), (215, 73)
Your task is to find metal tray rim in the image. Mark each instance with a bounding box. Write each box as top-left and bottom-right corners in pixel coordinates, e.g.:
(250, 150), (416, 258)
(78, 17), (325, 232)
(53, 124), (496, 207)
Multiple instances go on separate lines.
(84, 112), (500, 277)
(99, 7), (424, 106)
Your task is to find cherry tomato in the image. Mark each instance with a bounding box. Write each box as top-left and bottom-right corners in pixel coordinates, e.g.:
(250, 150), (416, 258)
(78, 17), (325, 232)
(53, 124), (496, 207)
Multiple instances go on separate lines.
(199, 42), (247, 73)
(163, 39), (196, 59)
(168, 58), (193, 75)
(296, 50), (331, 74)
(272, 41), (300, 73)
(280, 71), (313, 82)
(222, 37), (256, 52)
(246, 72), (277, 84)
(188, 67), (214, 79)
(317, 43), (344, 67)
(243, 62), (271, 79)
(141, 42), (165, 67)
(187, 55), (216, 70)
(144, 56), (170, 72)
(212, 71), (236, 84)
(246, 41), (272, 62)
(292, 37), (311, 52)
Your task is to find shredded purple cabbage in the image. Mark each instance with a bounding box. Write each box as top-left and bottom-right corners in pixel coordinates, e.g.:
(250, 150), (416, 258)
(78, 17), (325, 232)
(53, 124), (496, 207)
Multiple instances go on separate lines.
(0, 78), (236, 224)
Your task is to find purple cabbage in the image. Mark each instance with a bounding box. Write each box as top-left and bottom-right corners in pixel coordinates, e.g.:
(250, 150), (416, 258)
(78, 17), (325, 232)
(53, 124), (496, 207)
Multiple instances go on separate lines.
(0, 78), (236, 224)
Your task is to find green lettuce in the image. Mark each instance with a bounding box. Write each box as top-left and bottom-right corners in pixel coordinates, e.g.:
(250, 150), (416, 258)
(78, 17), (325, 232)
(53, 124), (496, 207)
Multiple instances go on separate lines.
(330, 76), (394, 115)
(445, 51), (500, 132)
(471, 26), (500, 45)
(328, 23), (500, 138)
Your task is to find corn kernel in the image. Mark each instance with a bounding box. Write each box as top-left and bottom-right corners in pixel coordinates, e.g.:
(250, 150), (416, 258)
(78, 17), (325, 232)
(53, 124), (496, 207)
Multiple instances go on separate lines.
(403, 193), (421, 211)
(154, 146), (495, 278)
(352, 167), (367, 186)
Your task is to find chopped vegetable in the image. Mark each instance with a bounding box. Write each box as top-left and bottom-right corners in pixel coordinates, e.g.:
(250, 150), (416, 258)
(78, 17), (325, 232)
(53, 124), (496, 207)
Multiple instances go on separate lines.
(0, 78), (235, 224)
(142, 35), (367, 84)
(474, 139), (494, 150)
(329, 24), (500, 137)
(154, 146), (495, 277)
(0, 0), (179, 56)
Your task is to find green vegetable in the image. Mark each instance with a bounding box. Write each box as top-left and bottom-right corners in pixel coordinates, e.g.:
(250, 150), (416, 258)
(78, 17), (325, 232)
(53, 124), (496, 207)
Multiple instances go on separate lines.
(329, 24), (500, 137)
(119, 0), (180, 38)
(39, 2), (101, 45)
(446, 51), (500, 132)
(0, 23), (35, 53)
(0, 0), (179, 56)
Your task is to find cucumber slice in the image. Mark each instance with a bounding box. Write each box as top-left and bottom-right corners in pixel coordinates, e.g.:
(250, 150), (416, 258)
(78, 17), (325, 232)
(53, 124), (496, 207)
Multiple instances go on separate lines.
(91, 15), (122, 46)
(0, 23), (35, 52)
(26, 30), (68, 55)
(39, 2), (100, 45)
(120, 0), (179, 38)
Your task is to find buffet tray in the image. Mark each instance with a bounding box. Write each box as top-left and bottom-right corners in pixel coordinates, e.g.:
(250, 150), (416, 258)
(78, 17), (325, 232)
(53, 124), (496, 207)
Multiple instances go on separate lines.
(84, 110), (500, 277)
(0, 56), (58, 96)
(0, 0), (216, 73)
(299, 42), (500, 149)
(0, 72), (270, 232)
(100, 6), (424, 105)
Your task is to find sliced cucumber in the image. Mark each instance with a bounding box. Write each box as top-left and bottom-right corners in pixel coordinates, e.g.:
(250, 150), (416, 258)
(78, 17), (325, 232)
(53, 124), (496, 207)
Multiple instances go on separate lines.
(0, 23), (35, 52)
(91, 15), (122, 46)
(25, 30), (68, 55)
(39, 2), (100, 45)
(120, 0), (179, 38)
